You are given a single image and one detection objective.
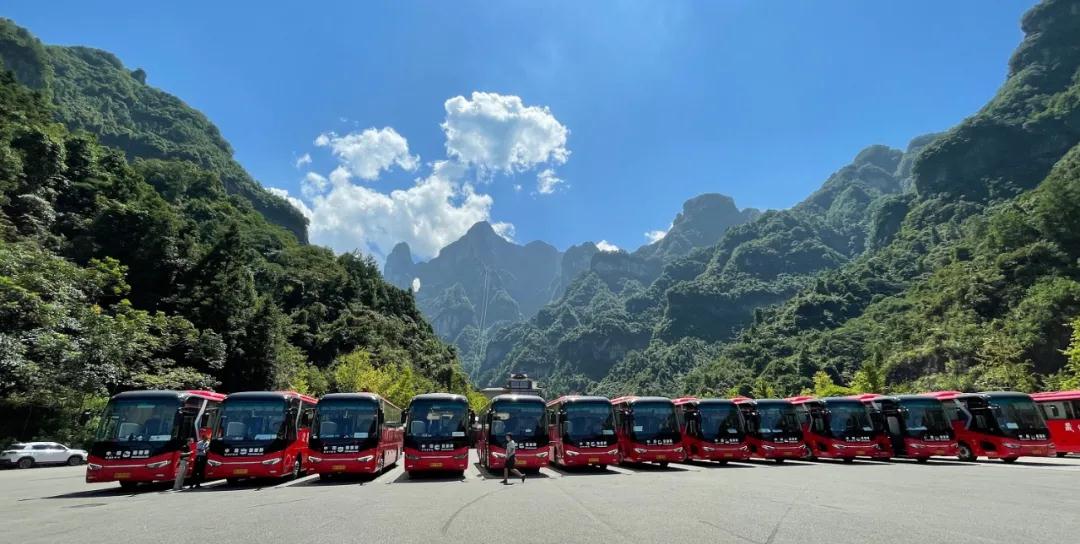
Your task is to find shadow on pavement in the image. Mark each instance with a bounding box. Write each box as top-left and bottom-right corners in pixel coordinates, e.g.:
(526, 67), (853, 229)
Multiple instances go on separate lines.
(616, 462), (690, 473)
(742, 459), (814, 467)
(393, 470), (467, 484)
(545, 464), (621, 476)
(42, 481), (172, 499)
(472, 462), (551, 480)
(677, 460), (754, 469)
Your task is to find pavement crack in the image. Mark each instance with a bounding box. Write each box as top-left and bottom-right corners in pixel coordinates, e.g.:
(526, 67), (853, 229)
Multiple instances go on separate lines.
(699, 519), (763, 544)
(440, 489), (498, 535)
(552, 480), (639, 543)
(764, 486), (803, 544)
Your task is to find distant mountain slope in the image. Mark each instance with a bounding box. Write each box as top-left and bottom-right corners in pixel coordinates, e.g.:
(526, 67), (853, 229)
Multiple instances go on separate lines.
(386, 195), (760, 378)
(0, 19), (308, 241)
(478, 138), (931, 394)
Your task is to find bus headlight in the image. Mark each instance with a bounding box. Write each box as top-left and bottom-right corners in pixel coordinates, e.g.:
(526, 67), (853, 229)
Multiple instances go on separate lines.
(702, 446), (715, 452)
(1002, 442), (1020, 450)
(761, 444), (775, 451)
(405, 454), (420, 460)
(207, 459), (222, 467)
(357, 455), (374, 462)
(87, 463), (102, 471)
(674, 447), (683, 453)
(145, 460), (171, 469)
(307, 456), (323, 463)
(262, 458), (282, 465)
(536, 451), (548, 458)
(634, 448), (647, 454)
(565, 450), (579, 456)
(493, 452), (506, 459)
(452, 454), (467, 460)
(607, 449), (619, 456)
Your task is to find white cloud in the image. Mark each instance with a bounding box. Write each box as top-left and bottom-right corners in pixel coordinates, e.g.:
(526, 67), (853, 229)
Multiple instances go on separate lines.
(301, 172), (328, 199)
(513, 184), (523, 192)
(306, 164), (511, 260)
(596, 240), (620, 252)
(442, 92), (569, 173)
(644, 229), (667, 243)
(411, 277), (421, 293)
(268, 187), (313, 220)
(536, 168), (564, 195)
(314, 127), (418, 180)
(295, 153), (312, 169)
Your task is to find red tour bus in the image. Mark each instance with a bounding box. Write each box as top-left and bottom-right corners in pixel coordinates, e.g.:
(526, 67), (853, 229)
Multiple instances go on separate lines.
(477, 394), (549, 471)
(926, 391), (1054, 463)
(733, 397), (806, 463)
(1032, 390), (1080, 457)
(673, 397), (750, 463)
(306, 393), (403, 478)
(611, 396), (685, 466)
(788, 395), (889, 462)
(87, 390), (224, 489)
(546, 395), (620, 469)
(855, 394), (957, 462)
(403, 393), (472, 476)
(205, 391), (317, 482)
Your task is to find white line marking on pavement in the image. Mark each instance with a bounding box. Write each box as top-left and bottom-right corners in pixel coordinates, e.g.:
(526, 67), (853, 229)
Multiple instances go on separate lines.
(271, 474), (319, 489)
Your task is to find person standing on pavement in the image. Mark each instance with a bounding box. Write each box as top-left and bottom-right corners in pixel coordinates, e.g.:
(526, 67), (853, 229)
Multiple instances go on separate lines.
(191, 433), (210, 489)
(500, 433), (525, 484)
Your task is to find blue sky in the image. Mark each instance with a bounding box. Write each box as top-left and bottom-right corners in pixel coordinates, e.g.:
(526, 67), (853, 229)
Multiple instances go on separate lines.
(6, 1), (1035, 259)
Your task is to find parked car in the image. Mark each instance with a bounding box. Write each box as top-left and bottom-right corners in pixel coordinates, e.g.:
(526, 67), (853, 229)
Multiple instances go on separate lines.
(0, 442), (88, 469)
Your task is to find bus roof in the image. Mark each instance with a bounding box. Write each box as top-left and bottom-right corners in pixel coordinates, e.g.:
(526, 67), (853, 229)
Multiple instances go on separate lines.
(546, 395), (610, 407)
(408, 393), (468, 403)
(673, 397), (737, 407)
(610, 396), (672, 405)
(111, 389), (226, 402)
(1031, 390), (1080, 402)
(225, 391), (318, 404)
(319, 392), (398, 409)
(489, 394), (546, 404)
(848, 393), (883, 402)
(785, 395), (820, 405)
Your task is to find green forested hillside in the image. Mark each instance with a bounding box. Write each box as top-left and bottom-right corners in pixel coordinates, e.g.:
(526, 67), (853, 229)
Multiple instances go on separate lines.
(0, 58), (473, 443)
(0, 19), (308, 241)
(485, 0), (1080, 398)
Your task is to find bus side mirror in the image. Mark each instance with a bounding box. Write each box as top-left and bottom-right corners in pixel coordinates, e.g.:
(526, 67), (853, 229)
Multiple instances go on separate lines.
(78, 410), (93, 426)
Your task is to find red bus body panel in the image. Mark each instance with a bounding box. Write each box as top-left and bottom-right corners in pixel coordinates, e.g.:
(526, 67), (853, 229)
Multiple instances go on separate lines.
(476, 394), (550, 470)
(1033, 390), (1080, 455)
(205, 391), (317, 481)
(611, 396), (686, 464)
(852, 393), (959, 461)
(306, 393), (403, 476)
(673, 397), (750, 462)
(86, 390), (225, 485)
(788, 396), (890, 460)
(546, 396), (620, 468)
(925, 391), (1054, 460)
(403, 446), (470, 473)
(733, 397), (807, 460)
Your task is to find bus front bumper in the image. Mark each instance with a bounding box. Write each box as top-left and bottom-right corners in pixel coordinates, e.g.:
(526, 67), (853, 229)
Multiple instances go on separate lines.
(487, 450), (549, 470)
(403, 449), (469, 472)
(756, 444), (807, 459)
(307, 452), (380, 475)
(904, 440), (959, 458)
(85, 454), (179, 484)
(204, 455), (292, 479)
(692, 444), (751, 461)
(559, 448), (620, 467)
(621, 446), (686, 464)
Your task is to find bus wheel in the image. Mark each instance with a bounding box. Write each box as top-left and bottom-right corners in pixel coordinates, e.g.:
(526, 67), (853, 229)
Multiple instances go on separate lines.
(915, 457), (929, 464)
(226, 478), (241, 486)
(716, 460), (728, 465)
(119, 481), (138, 491)
(842, 458), (855, 464)
(658, 462), (669, 468)
(774, 458), (785, 464)
(457, 470), (466, 479)
(1001, 457), (1018, 464)
(597, 464), (607, 471)
(957, 443), (976, 462)
(1056, 452), (1068, 458)
(17, 457), (33, 469)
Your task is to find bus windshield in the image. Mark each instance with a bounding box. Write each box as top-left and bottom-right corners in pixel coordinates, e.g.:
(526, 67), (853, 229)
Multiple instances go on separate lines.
(991, 397), (1048, 438)
(406, 399), (468, 440)
(314, 400), (378, 443)
(755, 403), (802, 439)
(563, 402), (616, 444)
(630, 402), (679, 444)
(489, 401), (546, 447)
(217, 400), (288, 443)
(825, 401), (874, 439)
(95, 398), (180, 442)
(697, 403), (743, 441)
(900, 400), (952, 438)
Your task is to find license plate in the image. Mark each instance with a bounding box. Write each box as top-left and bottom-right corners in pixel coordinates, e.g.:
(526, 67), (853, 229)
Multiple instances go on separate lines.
(332, 465), (346, 471)
(233, 469), (248, 475)
(588, 457), (600, 463)
(1033, 449), (1045, 455)
(429, 462), (443, 468)
(935, 450), (945, 455)
(723, 453), (733, 458)
(114, 472), (130, 479)
(856, 450), (867, 456)
(656, 455), (666, 460)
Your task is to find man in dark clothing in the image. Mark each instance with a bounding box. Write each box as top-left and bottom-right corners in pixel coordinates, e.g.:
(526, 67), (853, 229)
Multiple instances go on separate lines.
(500, 433), (525, 484)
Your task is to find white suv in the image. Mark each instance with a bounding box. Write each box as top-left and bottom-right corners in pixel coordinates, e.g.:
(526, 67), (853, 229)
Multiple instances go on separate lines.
(1, 442), (88, 469)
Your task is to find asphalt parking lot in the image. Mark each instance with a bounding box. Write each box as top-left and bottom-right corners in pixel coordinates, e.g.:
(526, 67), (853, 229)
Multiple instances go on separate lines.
(2, 453), (1079, 544)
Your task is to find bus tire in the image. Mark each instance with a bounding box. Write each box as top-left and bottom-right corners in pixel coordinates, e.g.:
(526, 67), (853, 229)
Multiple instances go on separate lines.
(457, 470), (466, 479)
(716, 460), (728, 465)
(842, 457), (855, 464)
(226, 478), (241, 486)
(957, 442), (976, 462)
(916, 457), (929, 464)
(658, 462), (669, 468)
(597, 464), (607, 471)
(67, 456), (83, 466)
(1056, 452), (1067, 458)
(17, 457), (33, 469)
(118, 480), (138, 490)
(406, 471), (416, 479)
(774, 458), (785, 464)
(1001, 457), (1018, 464)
